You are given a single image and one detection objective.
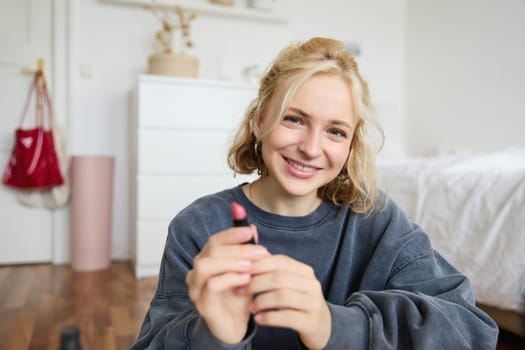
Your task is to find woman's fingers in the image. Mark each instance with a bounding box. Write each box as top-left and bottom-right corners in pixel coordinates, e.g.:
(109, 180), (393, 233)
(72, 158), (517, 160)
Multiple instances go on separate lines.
(253, 308), (307, 330)
(247, 254), (328, 329)
(249, 269), (315, 294)
(205, 243), (269, 260)
(199, 227), (268, 262)
(187, 228), (269, 303)
(248, 254), (317, 297)
(207, 225), (258, 247)
(187, 257), (251, 298)
(204, 272), (251, 295)
(184, 225), (273, 345)
(250, 287), (304, 311)
(188, 256), (251, 284)
(188, 245), (268, 291)
(251, 254), (314, 277)
(249, 279), (332, 349)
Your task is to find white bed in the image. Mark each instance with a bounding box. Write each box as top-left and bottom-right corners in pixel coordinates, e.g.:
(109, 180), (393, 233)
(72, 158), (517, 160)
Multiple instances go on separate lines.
(377, 148), (525, 335)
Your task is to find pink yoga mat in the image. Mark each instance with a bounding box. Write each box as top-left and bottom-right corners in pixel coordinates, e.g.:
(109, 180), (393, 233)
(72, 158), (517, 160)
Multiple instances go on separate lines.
(70, 156), (114, 271)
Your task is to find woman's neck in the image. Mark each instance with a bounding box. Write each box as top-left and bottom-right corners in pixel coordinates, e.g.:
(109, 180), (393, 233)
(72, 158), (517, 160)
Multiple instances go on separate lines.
(244, 178), (322, 217)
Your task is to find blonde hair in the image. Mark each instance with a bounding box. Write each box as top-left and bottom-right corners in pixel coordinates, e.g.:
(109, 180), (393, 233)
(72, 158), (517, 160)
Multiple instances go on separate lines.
(228, 37), (384, 214)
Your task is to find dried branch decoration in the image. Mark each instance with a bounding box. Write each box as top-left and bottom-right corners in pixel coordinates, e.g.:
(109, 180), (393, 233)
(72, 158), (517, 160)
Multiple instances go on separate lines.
(147, 1), (197, 53)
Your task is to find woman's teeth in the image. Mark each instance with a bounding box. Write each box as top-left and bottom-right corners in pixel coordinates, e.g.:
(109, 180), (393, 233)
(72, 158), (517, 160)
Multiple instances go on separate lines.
(286, 158), (316, 172)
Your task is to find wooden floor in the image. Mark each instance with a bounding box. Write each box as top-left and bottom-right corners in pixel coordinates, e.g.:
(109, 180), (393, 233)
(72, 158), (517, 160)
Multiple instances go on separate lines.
(0, 261), (523, 350)
(0, 261), (156, 350)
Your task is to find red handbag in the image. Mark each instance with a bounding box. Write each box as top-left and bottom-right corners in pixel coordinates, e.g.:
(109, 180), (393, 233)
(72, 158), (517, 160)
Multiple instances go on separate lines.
(2, 72), (64, 189)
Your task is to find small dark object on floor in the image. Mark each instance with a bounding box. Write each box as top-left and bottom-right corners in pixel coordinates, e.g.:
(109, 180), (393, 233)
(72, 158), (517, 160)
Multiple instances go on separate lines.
(60, 326), (82, 350)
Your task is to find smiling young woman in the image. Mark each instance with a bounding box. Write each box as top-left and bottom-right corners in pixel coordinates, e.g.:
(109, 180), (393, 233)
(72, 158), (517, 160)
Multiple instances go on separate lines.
(131, 37), (498, 350)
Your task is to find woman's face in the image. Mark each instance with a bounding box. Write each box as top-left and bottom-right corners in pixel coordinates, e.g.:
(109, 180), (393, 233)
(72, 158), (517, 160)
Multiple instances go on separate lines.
(258, 74), (356, 200)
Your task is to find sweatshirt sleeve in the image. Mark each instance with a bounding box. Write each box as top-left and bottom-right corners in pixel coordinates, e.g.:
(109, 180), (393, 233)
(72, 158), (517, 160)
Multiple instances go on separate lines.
(323, 200), (499, 349)
(325, 252), (498, 349)
(130, 204), (256, 349)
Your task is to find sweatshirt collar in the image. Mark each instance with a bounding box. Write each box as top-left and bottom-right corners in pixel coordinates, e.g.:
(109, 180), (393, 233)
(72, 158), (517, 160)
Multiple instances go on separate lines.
(231, 184), (335, 231)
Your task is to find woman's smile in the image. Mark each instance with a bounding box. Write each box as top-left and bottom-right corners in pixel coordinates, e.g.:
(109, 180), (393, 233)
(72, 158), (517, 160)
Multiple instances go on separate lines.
(283, 156), (321, 178)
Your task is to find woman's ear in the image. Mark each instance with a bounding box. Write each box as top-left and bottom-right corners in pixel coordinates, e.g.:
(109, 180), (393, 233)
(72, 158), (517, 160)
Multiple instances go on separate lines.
(251, 115), (262, 139)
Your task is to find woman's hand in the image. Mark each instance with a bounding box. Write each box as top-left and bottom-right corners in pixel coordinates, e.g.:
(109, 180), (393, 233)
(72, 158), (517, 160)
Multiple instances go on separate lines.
(248, 254), (332, 350)
(186, 225), (269, 344)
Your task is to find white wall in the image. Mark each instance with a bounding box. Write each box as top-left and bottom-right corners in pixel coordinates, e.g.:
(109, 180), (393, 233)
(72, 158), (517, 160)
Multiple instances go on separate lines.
(404, 0), (525, 156)
(68, 0), (406, 260)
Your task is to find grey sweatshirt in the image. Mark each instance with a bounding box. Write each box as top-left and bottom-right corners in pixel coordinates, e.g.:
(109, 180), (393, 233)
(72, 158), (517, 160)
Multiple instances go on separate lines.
(131, 185), (498, 349)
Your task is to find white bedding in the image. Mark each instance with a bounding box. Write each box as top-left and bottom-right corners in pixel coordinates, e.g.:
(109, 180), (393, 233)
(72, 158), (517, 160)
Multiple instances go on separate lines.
(377, 148), (525, 313)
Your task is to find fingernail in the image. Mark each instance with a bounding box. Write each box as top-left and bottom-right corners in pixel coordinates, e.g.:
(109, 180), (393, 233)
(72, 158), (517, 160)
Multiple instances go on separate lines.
(239, 273), (250, 281)
(253, 246), (267, 256)
(239, 259), (252, 268)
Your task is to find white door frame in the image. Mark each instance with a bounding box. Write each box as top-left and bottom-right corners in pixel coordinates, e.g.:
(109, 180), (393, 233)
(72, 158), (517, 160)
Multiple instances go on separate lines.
(51, 0), (72, 264)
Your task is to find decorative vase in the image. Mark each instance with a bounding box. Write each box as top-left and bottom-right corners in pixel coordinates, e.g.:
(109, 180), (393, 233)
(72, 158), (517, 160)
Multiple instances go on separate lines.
(71, 156), (114, 272)
(148, 52), (199, 78)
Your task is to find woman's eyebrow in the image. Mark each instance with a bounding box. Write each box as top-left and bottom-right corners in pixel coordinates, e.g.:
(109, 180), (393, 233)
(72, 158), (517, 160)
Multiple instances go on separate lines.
(288, 106), (310, 117)
(330, 119), (354, 131)
(288, 107), (354, 131)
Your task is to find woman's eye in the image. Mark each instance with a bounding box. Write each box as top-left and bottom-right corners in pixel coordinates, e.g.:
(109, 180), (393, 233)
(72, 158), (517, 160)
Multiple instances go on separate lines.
(283, 116), (302, 124)
(328, 128), (346, 138)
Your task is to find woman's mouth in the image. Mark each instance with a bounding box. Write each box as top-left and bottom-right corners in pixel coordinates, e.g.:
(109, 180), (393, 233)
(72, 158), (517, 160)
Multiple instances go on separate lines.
(283, 156), (320, 174)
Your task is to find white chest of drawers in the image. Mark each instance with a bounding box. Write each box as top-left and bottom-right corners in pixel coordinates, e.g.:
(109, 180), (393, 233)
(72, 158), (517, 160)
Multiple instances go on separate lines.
(131, 75), (257, 278)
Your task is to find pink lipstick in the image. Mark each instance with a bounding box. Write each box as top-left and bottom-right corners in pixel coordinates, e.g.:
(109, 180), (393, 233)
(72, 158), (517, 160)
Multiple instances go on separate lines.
(231, 202), (256, 244)
(231, 201), (258, 323)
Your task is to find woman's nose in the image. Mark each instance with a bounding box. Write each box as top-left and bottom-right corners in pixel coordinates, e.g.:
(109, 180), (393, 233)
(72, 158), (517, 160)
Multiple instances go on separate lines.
(298, 131), (322, 158)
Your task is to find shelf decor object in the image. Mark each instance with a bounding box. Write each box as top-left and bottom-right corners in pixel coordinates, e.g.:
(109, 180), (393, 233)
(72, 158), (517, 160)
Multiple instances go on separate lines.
(147, 2), (199, 77)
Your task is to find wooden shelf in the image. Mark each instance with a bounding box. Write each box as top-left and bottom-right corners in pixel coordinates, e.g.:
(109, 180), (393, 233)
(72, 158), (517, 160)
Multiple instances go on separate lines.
(102, 0), (288, 24)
